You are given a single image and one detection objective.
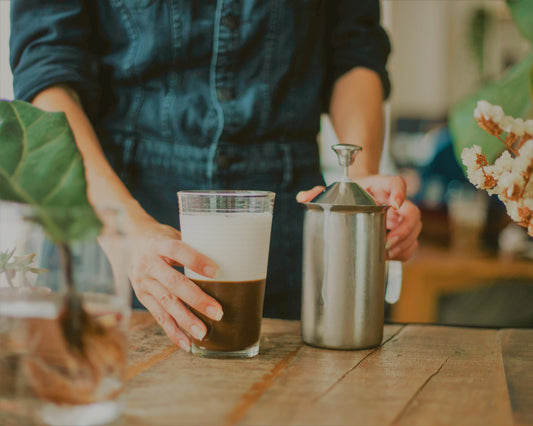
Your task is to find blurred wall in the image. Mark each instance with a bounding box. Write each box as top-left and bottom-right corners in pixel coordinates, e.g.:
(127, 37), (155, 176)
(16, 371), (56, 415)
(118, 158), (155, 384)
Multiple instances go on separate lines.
(0, 1), (13, 100)
(387, 0), (529, 122)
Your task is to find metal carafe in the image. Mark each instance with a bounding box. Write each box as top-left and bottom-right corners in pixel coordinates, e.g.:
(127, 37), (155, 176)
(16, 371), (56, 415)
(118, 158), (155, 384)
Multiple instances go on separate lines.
(301, 144), (390, 349)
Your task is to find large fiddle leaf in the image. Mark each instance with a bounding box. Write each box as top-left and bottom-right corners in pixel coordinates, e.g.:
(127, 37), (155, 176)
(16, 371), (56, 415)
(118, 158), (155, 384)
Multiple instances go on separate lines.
(0, 100), (102, 242)
(449, 53), (533, 167)
(530, 64), (533, 103)
(450, 1), (533, 170)
(507, 0), (533, 43)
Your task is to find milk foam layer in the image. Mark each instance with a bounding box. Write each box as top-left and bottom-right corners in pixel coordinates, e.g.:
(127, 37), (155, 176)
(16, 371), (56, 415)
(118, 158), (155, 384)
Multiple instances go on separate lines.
(180, 212), (273, 281)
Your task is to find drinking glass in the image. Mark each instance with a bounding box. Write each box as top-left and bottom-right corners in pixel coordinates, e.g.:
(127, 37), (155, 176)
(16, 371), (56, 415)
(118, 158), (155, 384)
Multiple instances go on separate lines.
(446, 181), (489, 253)
(0, 201), (130, 426)
(177, 191), (275, 358)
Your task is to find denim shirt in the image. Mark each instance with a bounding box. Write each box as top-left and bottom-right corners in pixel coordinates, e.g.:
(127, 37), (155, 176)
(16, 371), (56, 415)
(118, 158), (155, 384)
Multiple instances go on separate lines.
(10, 1), (391, 319)
(10, 0), (390, 178)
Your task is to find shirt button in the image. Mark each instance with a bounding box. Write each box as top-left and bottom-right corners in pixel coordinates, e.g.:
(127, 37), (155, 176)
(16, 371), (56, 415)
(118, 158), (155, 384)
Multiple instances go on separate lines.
(217, 87), (236, 101)
(217, 154), (232, 170)
(221, 14), (239, 31)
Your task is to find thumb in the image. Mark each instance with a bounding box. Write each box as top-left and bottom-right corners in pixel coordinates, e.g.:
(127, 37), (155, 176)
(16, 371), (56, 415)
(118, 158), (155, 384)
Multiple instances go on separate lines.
(388, 176), (406, 210)
(296, 186), (325, 203)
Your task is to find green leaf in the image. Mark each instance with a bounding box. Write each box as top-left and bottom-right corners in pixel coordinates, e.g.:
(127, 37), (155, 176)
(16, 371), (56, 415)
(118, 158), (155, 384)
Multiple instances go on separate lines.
(507, 0), (533, 43)
(530, 65), (533, 104)
(449, 53), (533, 169)
(0, 100), (102, 242)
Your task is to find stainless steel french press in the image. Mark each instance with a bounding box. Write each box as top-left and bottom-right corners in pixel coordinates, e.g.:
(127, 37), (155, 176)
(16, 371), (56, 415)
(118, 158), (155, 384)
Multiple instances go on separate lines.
(301, 144), (397, 349)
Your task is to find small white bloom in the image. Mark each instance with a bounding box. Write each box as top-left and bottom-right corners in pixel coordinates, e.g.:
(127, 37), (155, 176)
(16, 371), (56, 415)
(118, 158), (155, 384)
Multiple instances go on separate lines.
(492, 150), (513, 175)
(490, 105), (504, 123)
(461, 145), (483, 170)
(474, 100), (492, 119)
(524, 120), (533, 135)
(502, 199), (521, 222)
(523, 198), (533, 210)
(500, 115), (515, 133)
(512, 118), (525, 136)
(518, 139), (533, 157)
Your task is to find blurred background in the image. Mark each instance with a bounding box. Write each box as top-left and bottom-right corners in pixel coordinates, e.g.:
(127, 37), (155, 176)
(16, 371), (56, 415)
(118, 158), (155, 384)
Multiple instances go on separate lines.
(1, 0), (532, 327)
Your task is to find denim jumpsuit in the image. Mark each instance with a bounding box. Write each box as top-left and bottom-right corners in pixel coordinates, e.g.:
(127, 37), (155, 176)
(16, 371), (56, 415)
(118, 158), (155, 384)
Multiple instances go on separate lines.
(10, 0), (391, 319)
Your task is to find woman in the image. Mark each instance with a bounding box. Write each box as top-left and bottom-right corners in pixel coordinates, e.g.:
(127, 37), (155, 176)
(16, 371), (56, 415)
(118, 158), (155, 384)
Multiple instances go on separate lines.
(10, 0), (421, 351)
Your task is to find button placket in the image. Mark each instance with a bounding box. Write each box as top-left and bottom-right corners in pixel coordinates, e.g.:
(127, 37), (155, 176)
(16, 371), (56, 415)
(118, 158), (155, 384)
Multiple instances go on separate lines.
(217, 87), (236, 102)
(221, 14), (239, 31)
(212, 0), (241, 140)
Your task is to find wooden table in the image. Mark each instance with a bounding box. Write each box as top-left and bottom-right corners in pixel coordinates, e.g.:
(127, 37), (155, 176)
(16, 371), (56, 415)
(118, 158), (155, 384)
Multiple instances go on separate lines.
(126, 311), (533, 425)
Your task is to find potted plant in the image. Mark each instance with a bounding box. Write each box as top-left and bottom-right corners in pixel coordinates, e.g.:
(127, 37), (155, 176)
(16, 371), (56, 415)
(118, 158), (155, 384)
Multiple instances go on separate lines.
(0, 100), (129, 425)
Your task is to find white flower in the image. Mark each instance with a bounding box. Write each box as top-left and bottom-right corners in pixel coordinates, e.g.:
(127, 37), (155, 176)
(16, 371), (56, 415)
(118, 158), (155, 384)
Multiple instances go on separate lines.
(474, 100), (504, 123)
(513, 118), (525, 136)
(492, 150), (513, 175)
(518, 139), (533, 158)
(524, 120), (533, 135)
(502, 199), (521, 222)
(474, 100), (491, 119)
(500, 115), (515, 133)
(523, 198), (533, 210)
(461, 145), (483, 170)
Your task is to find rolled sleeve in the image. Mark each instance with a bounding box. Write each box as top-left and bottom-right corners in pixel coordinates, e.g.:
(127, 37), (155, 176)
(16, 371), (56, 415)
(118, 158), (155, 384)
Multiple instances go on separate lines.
(327, 0), (392, 100)
(10, 0), (99, 114)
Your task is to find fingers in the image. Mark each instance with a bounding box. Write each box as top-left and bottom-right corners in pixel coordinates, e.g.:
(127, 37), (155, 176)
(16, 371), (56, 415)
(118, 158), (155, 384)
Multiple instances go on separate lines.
(387, 176), (407, 210)
(386, 200), (422, 261)
(148, 257), (223, 321)
(141, 278), (208, 340)
(358, 175), (406, 208)
(137, 290), (191, 351)
(296, 186), (325, 203)
(156, 238), (218, 278)
(387, 237), (419, 262)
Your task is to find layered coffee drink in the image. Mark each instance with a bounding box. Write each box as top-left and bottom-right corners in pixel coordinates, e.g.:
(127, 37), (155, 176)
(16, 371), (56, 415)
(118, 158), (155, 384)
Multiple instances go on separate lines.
(178, 191), (274, 358)
(190, 279), (265, 351)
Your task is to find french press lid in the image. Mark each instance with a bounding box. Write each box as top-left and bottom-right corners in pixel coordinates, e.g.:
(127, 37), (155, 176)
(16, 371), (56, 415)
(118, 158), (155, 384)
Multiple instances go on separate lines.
(306, 144), (388, 212)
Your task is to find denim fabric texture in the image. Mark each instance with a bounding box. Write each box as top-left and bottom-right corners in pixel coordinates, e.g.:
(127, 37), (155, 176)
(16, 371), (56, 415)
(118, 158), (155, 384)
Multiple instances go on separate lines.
(10, 0), (391, 319)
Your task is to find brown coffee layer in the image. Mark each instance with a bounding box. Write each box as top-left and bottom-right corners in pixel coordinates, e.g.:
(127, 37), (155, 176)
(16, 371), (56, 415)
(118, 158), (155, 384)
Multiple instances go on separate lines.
(190, 279), (266, 351)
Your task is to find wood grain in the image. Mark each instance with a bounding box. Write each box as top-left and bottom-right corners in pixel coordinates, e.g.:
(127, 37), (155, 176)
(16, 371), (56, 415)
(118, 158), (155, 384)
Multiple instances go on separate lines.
(126, 311), (178, 381)
(122, 312), (533, 426)
(124, 318), (302, 425)
(500, 329), (533, 425)
(239, 325), (404, 425)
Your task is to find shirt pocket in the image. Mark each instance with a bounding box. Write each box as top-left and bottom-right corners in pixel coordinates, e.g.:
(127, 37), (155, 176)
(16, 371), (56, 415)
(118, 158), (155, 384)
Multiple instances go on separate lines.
(105, 0), (178, 80)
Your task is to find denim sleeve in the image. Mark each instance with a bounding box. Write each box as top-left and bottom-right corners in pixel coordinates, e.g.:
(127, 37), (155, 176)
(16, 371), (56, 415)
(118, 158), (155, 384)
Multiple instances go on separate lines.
(9, 0), (99, 114)
(327, 0), (391, 100)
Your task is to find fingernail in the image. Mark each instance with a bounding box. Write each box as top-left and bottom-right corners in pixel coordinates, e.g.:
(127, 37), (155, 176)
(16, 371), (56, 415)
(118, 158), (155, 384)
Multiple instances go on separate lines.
(203, 265), (217, 278)
(386, 237), (398, 251)
(206, 306), (223, 321)
(393, 197), (402, 210)
(387, 248), (395, 259)
(191, 325), (206, 340)
(178, 339), (190, 352)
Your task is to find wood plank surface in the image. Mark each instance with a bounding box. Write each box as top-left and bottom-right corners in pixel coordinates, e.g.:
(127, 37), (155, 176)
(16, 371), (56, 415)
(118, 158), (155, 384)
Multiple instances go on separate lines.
(499, 329), (533, 425)
(123, 312), (533, 426)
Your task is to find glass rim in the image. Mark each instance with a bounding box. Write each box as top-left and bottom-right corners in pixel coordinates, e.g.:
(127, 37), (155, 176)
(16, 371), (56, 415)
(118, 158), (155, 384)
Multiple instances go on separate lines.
(177, 190), (275, 198)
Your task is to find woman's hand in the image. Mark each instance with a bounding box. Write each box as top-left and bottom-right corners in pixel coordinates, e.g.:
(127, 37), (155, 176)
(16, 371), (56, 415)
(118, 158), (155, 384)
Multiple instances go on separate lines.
(31, 86), (222, 351)
(297, 175), (422, 261)
(128, 216), (223, 352)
